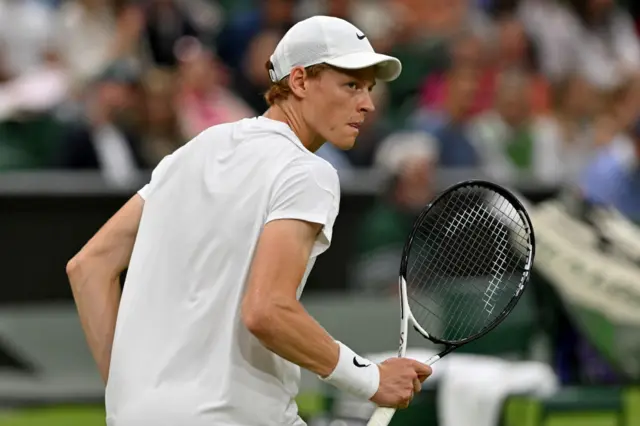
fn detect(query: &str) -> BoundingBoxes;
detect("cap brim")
[324,52,402,82]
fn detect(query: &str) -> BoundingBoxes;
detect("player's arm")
[242,218,339,376]
[243,161,431,405]
[242,215,431,408]
[242,217,382,399]
[241,159,382,401]
[66,194,144,384]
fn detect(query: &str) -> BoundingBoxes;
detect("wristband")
[319,341,380,400]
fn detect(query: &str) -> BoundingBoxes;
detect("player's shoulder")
[246,117,340,184]
[291,154,339,181]
[283,155,341,199]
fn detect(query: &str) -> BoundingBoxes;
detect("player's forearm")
[67,260,121,384]
[243,298,339,378]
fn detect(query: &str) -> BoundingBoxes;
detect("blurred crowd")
[1,0,640,289]
[0,0,637,385]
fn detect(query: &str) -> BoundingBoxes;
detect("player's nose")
[358,91,375,114]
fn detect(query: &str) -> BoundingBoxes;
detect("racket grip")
[367,407,397,426]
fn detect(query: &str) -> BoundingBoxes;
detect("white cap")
[268,15,402,83]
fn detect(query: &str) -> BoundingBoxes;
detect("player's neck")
[263,104,325,153]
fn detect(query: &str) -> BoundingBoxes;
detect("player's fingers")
[411,360,433,378]
[413,377,422,393]
[396,395,411,410]
[398,400,410,410]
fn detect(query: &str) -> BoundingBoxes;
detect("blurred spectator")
[485,0,520,16]
[0,50,70,122]
[493,14,530,70]
[518,0,573,81]
[533,75,600,185]
[351,132,438,295]
[138,68,185,166]
[55,0,144,91]
[407,0,491,40]
[175,37,254,139]
[140,0,221,69]
[0,0,55,80]
[587,79,640,158]
[566,0,640,90]
[296,0,397,51]
[494,14,549,113]
[233,28,282,114]
[420,15,549,117]
[580,117,640,223]
[471,69,593,185]
[383,0,492,127]
[379,0,450,127]
[470,69,538,182]
[216,0,296,73]
[58,60,147,186]
[413,66,481,167]
[322,0,351,19]
[419,31,493,117]
[141,0,203,69]
[0,0,634,199]
[608,78,640,136]
[521,0,640,90]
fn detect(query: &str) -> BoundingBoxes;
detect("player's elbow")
[67,251,95,287]
[242,298,293,341]
[66,251,99,286]
[241,303,273,339]
[66,255,83,281]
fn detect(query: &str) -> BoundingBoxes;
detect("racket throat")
[398,276,410,357]
[425,354,441,366]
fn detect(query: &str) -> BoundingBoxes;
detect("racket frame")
[367,180,536,426]
[399,179,536,348]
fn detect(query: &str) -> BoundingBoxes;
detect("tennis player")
[66,15,432,426]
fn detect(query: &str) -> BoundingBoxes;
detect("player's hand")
[369,358,432,409]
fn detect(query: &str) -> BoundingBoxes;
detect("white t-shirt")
[105,117,340,426]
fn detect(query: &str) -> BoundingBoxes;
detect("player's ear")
[288,66,308,99]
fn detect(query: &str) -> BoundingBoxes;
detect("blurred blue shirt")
[580,137,640,223]
[412,109,479,168]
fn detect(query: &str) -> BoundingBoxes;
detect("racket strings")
[405,186,531,343]
[409,191,493,336]
[427,193,508,335]
[411,231,512,340]
[425,211,523,339]
[412,190,494,297]
[487,194,531,255]
[417,200,525,339]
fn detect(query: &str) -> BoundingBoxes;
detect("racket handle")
[367,407,397,426]
[366,354,440,425]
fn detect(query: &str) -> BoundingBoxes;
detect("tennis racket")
[367,179,536,426]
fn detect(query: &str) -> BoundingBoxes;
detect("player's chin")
[332,132,358,150]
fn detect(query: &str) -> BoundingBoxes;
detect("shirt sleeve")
[138,146,185,200]
[266,160,340,257]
